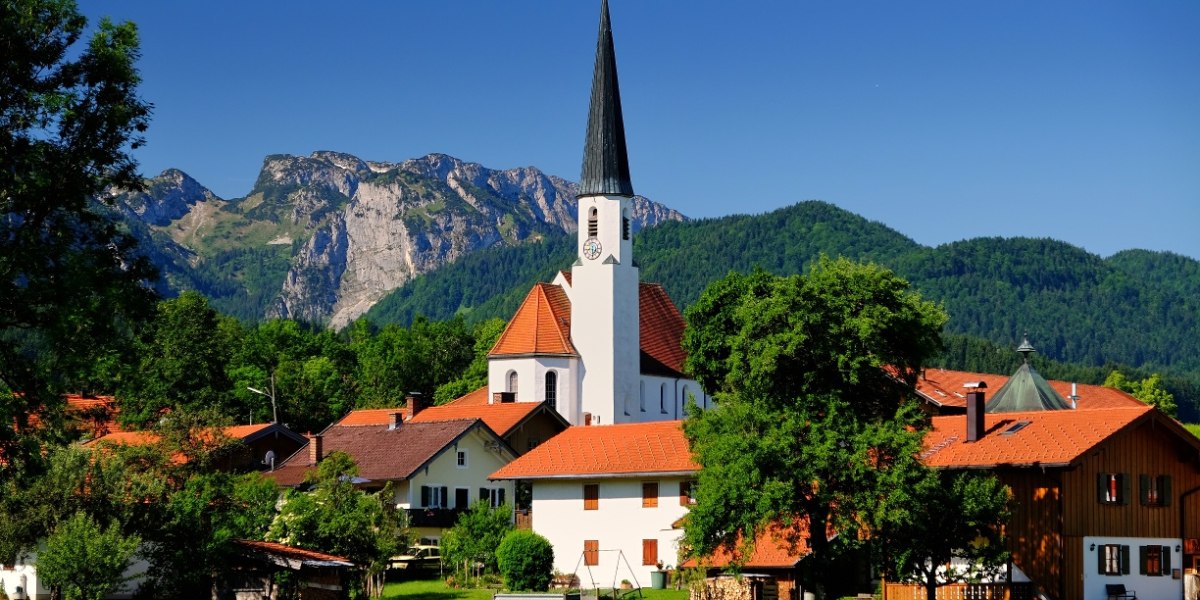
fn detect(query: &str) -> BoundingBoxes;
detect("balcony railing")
[406,507,465,528]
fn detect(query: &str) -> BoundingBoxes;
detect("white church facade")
[481,0,708,427]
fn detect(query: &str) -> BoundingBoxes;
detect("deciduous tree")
[681,258,947,599]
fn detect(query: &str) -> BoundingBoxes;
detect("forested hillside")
[364,201,1200,417]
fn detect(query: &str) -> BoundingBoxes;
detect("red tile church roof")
[488,279,690,377]
[489,283,576,357]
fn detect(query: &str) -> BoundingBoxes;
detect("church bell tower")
[569,0,640,425]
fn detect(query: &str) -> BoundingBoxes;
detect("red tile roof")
[490,283,576,357]
[234,539,353,567]
[681,520,811,569]
[489,279,690,377]
[269,419,484,487]
[411,393,553,437]
[447,386,490,406]
[491,420,697,479]
[921,405,1155,469]
[915,368,1143,410]
[639,283,688,377]
[335,408,405,426]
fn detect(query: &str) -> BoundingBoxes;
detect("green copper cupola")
[578,0,634,198]
[986,335,1072,412]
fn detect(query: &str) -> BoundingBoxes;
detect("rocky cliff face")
[112,151,685,328]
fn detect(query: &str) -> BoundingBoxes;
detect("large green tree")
[0,0,156,473]
[268,451,405,597]
[876,471,1011,600]
[37,511,141,600]
[681,258,947,599]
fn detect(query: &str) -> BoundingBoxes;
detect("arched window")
[660,383,667,414]
[545,371,557,411]
[507,370,518,394]
[588,207,598,237]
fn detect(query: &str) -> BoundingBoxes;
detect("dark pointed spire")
[578,0,634,198]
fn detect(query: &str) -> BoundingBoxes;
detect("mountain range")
[107,152,1200,416]
[106,151,683,328]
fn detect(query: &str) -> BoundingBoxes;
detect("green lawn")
[381,578,690,600]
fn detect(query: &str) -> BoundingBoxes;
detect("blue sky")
[81,1,1199,260]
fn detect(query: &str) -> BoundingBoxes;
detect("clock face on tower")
[582,237,602,260]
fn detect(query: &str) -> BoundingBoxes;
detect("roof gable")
[491,420,697,479]
[490,283,576,357]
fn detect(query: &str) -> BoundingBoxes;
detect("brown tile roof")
[234,539,353,567]
[269,419,481,487]
[921,405,1156,469]
[491,420,697,479]
[411,394,557,437]
[915,368,1144,411]
[639,283,688,377]
[490,283,576,357]
[681,520,811,569]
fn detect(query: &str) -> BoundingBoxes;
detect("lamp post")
[247,373,278,424]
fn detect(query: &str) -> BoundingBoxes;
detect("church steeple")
[579,0,633,198]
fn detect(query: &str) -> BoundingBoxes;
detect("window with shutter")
[1141,474,1173,507]
[1100,544,1129,575]
[584,540,599,566]
[584,484,599,510]
[421,485,431,507]
[642,539,658,566]
[643,482,659,508]
[1098,473,1128,504]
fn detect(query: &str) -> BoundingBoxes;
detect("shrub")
[496,530,554,592]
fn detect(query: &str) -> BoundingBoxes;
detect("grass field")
[381,577,690,600]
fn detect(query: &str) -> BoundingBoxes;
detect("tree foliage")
[0,0,157,473]
[681,258,948,599]
[37,511,141,600]
[876,472,1011,600]
[441,500,513,577]
[267,451,405,596]
[1104,370,1177,417]
[496,530,554,592]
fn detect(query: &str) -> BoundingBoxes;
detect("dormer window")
[588,207,598,237]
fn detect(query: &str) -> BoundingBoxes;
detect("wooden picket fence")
[882,582,1034,600]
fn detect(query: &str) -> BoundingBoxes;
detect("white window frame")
[456,449,468,469]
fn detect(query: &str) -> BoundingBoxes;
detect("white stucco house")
[491,420,697,585]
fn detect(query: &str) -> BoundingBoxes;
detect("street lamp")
[247,373,278,424]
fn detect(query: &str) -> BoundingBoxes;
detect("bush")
[496,530,554,592]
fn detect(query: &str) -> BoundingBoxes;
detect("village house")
[269,403,518,544]
[490,420,698,586]
[902,358,1200,600]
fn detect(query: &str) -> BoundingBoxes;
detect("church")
[480,0,708,427]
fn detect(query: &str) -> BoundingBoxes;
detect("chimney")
[964,381,988,442]
[492,392,516,404]
[1070,383,1079,409]
[308,433,323,464]
[405,392,426,421]
[389,412,403,430]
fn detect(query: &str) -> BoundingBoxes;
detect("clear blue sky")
[81,1,1200,260]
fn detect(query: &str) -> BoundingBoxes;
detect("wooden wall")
[990,414,1200,600]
